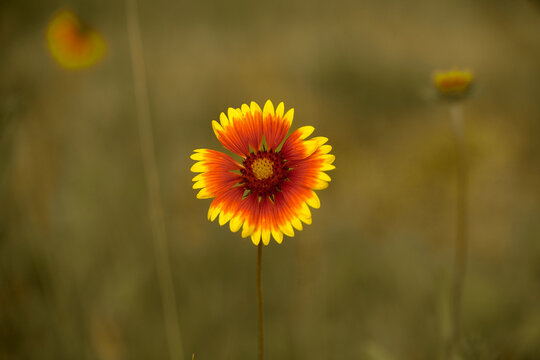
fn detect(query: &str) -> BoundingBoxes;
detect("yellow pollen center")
[251,158,274,180]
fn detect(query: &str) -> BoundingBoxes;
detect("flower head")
[191,100,335,246]
[46,10,106,69]
[433,69,473,98]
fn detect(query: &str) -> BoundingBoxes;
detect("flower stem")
[125,1,184,359]
[257,244,264,360]
[448,103,468,359]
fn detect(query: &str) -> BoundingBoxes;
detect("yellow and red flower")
[191,100,335,246]
[46,10,106,69]
[433,69,473,97]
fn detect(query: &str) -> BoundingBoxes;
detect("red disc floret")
[241,150,289,197]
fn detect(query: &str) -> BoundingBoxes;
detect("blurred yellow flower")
[46,10,106,69]
[433,69,473,97]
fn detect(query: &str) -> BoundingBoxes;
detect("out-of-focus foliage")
[1,0,540,359]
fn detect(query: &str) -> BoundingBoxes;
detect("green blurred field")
[1,0,540,359]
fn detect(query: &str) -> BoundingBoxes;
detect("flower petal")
[208,186,244,224]
[280,126,318,161]
[211,193,260,240]
[263,101,294,150]
[287,144,335,192]
[247,180,320,245]
[212,103,264,156]
[190,149,242,199]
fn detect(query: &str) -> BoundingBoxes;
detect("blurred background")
[1,0,540,358]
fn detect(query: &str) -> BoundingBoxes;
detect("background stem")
[447,103,468,359]
[125,1,184,359]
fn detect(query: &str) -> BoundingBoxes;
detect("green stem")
[257,244,264,360]
[125,1,184,359]
[448,103,468,359]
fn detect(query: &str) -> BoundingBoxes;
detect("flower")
[191,100,335,246]
[46,10,106,69]
[433,69,473,97]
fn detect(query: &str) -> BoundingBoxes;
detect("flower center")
[251,158,273,180]
[241,150,289,197]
